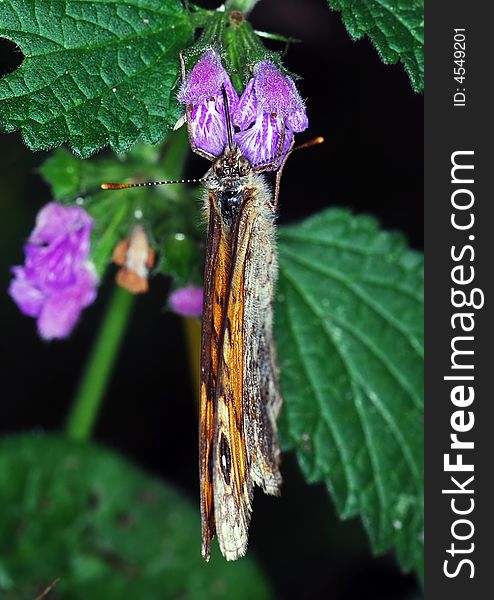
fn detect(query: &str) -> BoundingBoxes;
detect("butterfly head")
[212,146,252,185]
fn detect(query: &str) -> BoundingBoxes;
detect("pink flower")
[179,53,308,170]
[8,203,98,340]
[178,50,239,157]
[233,61,308,168]
[169,286,203,318]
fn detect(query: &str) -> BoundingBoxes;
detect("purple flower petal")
[188,98,231,157]
[169,286,203,318]
[25,236,82,291]
[9,202,98,340]
[178,50,232,105]
[234,113,293,166]
[220,76,240,117]
[30,203,93,260]
[252,60,306,118]
[8,266,45,318]
[178,50,239,157]
[234,60,308,169]
[179,53,308,168]
[233,78,256,130]
[29,202,72,244]
[37,266,98,340]
[24,203,94,291]
[287,107,309,132]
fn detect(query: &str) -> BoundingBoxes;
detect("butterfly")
[193,94,287,561]
[102,77,322,562]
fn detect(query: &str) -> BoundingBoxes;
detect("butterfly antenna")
[292,136,324,154]
[100,176,214,190]
[273,136,324,207]
[221,85,234,150]
[251,135,324,172]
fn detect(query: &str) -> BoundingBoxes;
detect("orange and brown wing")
[210,192,260,560]
[201,187,280,560]
[199,191,230,561]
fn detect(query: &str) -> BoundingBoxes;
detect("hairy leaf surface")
[0,0,193,156]
[328,0,424,91]
[0,435,271,599]
[276,208,424,577]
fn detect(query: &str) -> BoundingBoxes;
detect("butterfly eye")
[238,155,251,176]
[214,161,225,178]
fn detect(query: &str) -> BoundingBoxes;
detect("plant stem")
[66,286,135,440]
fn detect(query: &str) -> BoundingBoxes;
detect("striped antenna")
[100,139,324,190]
[101,176,214,191]
[293,136,325,152]
[251,135,325,171]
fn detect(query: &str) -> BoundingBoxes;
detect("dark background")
[0,0,423,598]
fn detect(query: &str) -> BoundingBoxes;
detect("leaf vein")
[280,248,424,361]
[283,271,389,539]
[282,279,359,504]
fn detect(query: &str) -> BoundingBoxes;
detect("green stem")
[66,286,135,440]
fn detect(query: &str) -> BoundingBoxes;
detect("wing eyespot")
[219,433,232,486]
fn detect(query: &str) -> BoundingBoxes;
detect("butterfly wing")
[210,190,256,560]
[201,179,282,561]
[241,178,282,496]
[199,191,229,561]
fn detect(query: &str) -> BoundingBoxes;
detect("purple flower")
[169,286,203,318]
[8,202,98,340]
[233,60,308,168]
[179,53,308,170]
[178,49,239,157]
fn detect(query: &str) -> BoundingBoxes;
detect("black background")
[0,0,423,597]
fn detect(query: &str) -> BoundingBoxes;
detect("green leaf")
[182,10,278,94]
[0,0,193,157]
[276,208,423,578]
[160,233,203,288]
[0,435,271,599]
[328,0,424,91]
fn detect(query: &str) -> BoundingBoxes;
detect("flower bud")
[169,286,204,318]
